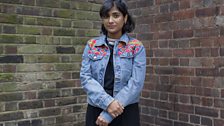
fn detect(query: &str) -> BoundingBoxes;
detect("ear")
[124,15,128,24]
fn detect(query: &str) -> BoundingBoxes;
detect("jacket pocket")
[119,52,134,58]
[88,53,104,60]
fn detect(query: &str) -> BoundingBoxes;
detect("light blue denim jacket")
[80,33,146,123]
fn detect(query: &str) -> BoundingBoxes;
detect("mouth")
[107,25,116,29]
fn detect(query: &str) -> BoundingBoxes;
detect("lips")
[107,25,116,29]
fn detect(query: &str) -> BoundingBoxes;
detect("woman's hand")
[107,100,124,118]
[96,115,108,126]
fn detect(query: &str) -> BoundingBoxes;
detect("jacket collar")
[95,33,130,46]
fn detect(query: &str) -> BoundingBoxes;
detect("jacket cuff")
[101,95,114,110]
[100,111,113,123]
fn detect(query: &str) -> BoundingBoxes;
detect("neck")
[107,32,122,39]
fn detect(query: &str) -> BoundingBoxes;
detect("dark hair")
[99,0,135,35]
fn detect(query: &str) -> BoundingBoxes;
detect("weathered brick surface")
[0,0,101,125]
[133,0,224,125]
[1,0,224,125]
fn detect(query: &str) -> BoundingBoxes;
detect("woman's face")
[102,5,127,39]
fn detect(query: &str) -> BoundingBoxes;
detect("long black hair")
[99,0,135,35]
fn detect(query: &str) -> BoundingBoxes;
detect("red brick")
[179,0,190,9]
[151,23,160,32]
[190,115,200,124]
[159,22,170,31]
[221,110,224,118]
[191,96,201,105]
[158,31,172,39]
[143,82,156,90]
[175,86,195,94]
[156,0,172,5]
[169,94,178,102]
[211,48,219,57]
[173,67,194,76]
[194,28,219,37]
[170,2,179,12]
[222,89,224,97]
[155,101,173,110]
[221,48,224,56]
[202,77,215,87]
[5,45,17,54]
[173,29,193,38]
[220,6,224,15]
[42,28,52,35]
[170,58,179,66]
[140,115,155,124]
[180,58,189,66]
[214,119,224,126]
[201,117,213,126]
[196,7,219,17]
[159,58,169,65]
[141,90,150,98]
[179,113,189,122]
[137,0,154,7]
[196,68,219,76]
[195,106,218,117]
[174,122,193,126]
[202,97,213,106]
[154,49,172,57]
[191,77,202,87]
[155,67,173,75]
[179,95,190,103]
[136,16,154,24]
[214,98,224,108]
[221,27,224,36]
[158,40,169,48]
[3,65,16,72]
[196,88,220,97]
[160,92,168,100]
[174,104,194,114]
[137,33,153,40]
[155,13,172,23]
[170,76,190,85]
[156,84,175,92]
[195,48,213,57]
[173,10,194,20]
[140,99,154,107]
[193,17,216,28]
[24,91,36,100]
[190,38,201,47]
[173,49,194,57]
[44,100,55,107]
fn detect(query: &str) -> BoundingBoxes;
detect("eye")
[113,14,120,18]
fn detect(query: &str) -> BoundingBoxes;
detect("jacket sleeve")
[80,42,114,111]
[115,44,146,106]
[100,44,146,123]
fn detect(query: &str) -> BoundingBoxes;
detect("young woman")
[80,0,146,126]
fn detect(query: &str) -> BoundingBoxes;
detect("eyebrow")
[110,11,122,15]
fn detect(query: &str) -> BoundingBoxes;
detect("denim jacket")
[80,33,146,123]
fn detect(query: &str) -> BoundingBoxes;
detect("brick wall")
[0,0,102,126]
[127,0,224,126]
[1,0,224,126]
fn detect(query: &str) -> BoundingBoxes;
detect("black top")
[104,38,115,96]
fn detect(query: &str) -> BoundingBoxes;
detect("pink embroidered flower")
[118,51,122,55]
[94,51,100,55]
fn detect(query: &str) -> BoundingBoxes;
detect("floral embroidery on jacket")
[88,39,107,57]
[118,39,142,56]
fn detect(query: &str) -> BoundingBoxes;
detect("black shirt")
[104,38,116,96]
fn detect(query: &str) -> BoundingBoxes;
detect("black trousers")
[85,103,140,126]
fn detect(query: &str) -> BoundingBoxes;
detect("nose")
[108,16,113,23]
